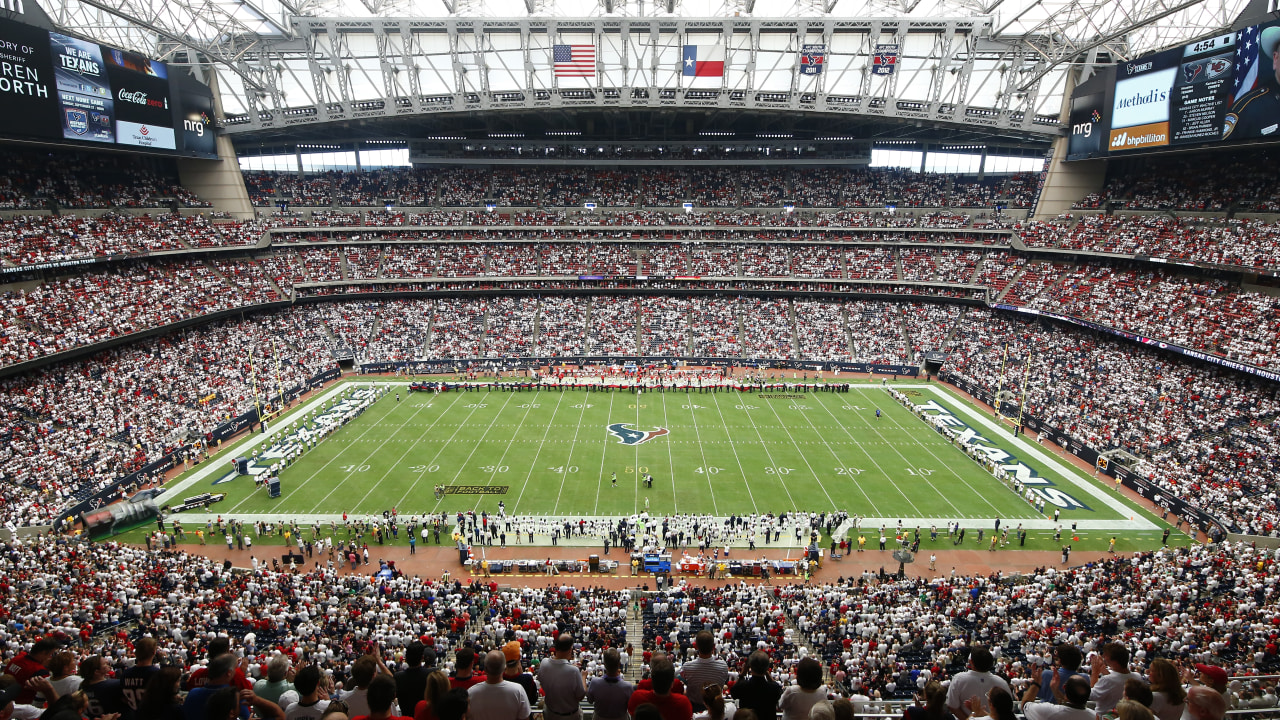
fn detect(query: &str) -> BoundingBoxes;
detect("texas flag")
[682,45,725,77]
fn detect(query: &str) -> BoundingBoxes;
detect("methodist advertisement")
[1104,20,1280,153]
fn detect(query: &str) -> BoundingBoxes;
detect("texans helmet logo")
[607,423,669,445]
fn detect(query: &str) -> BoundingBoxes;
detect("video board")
[0,15,217,158]
[1066,19,1280,159]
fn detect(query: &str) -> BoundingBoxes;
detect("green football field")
[190,382,1131,526]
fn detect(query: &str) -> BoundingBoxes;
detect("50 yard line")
[591,391,617,515]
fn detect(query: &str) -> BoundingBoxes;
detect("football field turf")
[193,382,1132,527]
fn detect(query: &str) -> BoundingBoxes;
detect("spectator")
[396,643,437,712]
[1023,675,1093,720]
[539,633,586,720]
[1090,644,1144,716]
[964,688,1015,720]
[413,672,451,720]
[680,632,728,713]
[905,680,953,720]
[466,651,530,720]
[1191,666,1228,695]
[730,652,781,720]
[433,689,470,720]
[79,654,125,719]
[449,650,485,691]
[500,643,538,709]
[628,654,692,720]
[255,656,297,706]
[4,638,55,705]
[285,665,332,720]
[946,648,1010,720]
[779,658,830,720]
[136,666,185,720]
[351,674,411,720]
[589,649,635,720]
[1115,700,1156,720]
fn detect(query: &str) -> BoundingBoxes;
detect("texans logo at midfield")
[607,423,669,445]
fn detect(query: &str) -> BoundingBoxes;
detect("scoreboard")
[1066,19,1280,160]
[0,15,218,159]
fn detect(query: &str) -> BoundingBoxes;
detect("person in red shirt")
[627,654,692,720]
[184,637,254,692]
[448,649,485,691]
[6,638,57,705]
[352,674,413,720]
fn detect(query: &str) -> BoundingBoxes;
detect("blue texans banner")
[872,43,899,75]
[800,44,826,76]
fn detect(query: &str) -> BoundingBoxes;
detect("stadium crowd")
[0,533,1275,719]
[242,167,1040,210]
[0,148,210,210]
[941,309,1280,536]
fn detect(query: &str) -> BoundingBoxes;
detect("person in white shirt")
[1024,675,1097,720]
[468,651,531,720]
[1089,644,1145,716]
[946,648,1010,720]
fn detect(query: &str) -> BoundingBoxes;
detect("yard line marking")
[659,391,678,515]
[592,391,617,515]
[472,390,543,512]
[808,392,916,516]
[633,392,640,515]
[758,396,838,510]
[724,392,800,512]
[509,390,568,514]
[240,390,411,508]
[868,387,1005,516]
[384,391,490,511]
[706,392,758,514]
[438,390,519,497]
[851,388,971,516]
[551,390,594,515]
[683,389,720,515]
[303,391,454,514]
[780,392,883,515]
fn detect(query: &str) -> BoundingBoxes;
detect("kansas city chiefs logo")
[607,423,669,445]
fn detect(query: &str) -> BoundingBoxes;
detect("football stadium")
[0,0,1278,716]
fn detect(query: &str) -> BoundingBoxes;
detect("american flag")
[1233,25,1260,104]
[554,44,595,77]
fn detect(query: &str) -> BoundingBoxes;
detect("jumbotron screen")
[0,15,217,159]
[1067,18,1280,159]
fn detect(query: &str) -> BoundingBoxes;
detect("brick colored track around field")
[141,540,1125,590]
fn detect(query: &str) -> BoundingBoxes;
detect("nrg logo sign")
[183,118,206,137]
[1072,109,1102,138]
